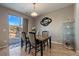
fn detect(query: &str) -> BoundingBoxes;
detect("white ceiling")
[0,3,72,18]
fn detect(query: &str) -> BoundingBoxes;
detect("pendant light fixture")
[31,3,38,17]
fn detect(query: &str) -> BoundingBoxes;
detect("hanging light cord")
[33,3,36,11]
[31,3,38,17]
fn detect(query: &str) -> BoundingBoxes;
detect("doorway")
[8,15,23,48]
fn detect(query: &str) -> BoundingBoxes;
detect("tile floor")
[0,43,79,56]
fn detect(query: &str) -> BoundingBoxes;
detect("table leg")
[40,41,43,56]
[35,43,37,56]
[29,43,31,54]
[49,37,51,49]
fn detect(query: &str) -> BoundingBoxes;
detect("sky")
[8,15,23,26]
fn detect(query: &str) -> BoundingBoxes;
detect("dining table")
[36,35,51,56]
[25,34,51,56]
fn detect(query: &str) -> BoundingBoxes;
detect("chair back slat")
[21,32,26,40]
[42,31,48,38]
[29,32,36,45]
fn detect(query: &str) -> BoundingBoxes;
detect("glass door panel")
[8,15,23,46]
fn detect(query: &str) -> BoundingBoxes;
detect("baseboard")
[0,45,8,49]
[51,41,63,44]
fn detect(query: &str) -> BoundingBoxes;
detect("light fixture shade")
[31,12,38,17]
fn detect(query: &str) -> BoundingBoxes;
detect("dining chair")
[29,32,41,56]
[21,32,30,51]
[42,31,49,48]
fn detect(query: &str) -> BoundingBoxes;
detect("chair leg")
[35,44,37,56]
[21,39,24,48]
[47,40,48,47]
[29,44,31,54]
[35,48,36,56]
[25,41,27,51]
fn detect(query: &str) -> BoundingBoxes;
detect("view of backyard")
[8,15,23,46]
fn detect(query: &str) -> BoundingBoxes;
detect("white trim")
[0,45,8,48]
[51,41,63,44]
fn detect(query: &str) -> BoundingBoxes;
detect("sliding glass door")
[8,15,23,46]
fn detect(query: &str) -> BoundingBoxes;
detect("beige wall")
[35,5,74,43]
[23,18,28,33]
[75,4,79,51]
[28,18,36,32]
[0,6,33,55]
[0,14,8,46]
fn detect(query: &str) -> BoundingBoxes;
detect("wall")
[23,18,28,33]
[75,3,79,52]
[35,5,74,44]
[28,18,35,32]
[0,6,33,55]
[0,14,8,47]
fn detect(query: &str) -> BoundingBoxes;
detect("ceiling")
[0,3,73,18]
